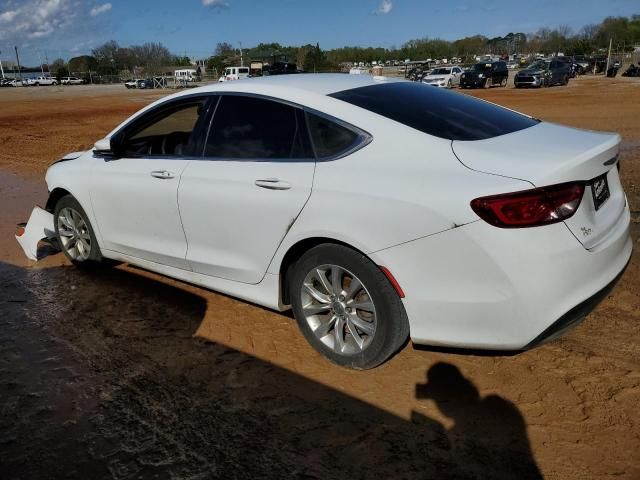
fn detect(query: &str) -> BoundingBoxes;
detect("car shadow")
[0,261,542,479]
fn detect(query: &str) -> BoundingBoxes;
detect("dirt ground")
[0,77,639,479]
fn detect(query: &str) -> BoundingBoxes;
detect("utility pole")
[0,50,5,79]
[605,37,612,76]
[239,42,243,67]
[14,46,23,84]
[38,51,45,75]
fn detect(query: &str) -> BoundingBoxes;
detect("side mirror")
[93,135,123,159]
[93,138,111,154]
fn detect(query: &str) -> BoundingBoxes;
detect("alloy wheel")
[57,207,92,261]
[301,264,377,355]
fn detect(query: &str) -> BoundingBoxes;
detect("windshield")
[527,61,549,70]
[472,63,492,72]
[329,82,539,141]
[431,68,451,75]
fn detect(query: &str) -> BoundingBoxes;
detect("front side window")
[119,97,208,157]
[205,95,313,160]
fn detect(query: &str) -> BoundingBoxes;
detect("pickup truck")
[27,76,58,86]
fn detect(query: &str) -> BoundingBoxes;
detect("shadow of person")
[416,362,543,480]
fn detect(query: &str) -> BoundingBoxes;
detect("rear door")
[178,94,316,284]
[90,95,212,269]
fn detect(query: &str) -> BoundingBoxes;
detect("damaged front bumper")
[15,207,56,261]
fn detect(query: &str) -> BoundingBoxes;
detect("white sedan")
[33,74,631,369]
[421,66,463,88]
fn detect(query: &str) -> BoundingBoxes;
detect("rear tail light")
[470,182,585,228]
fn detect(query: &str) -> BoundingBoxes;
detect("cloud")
[202,0,229,10]
[374,0,393,15]
[0,0,80,40]
[90,2,112,17]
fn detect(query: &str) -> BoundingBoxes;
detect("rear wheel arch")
[279,237,370,306]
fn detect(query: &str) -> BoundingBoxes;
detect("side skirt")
[102,249,287,312]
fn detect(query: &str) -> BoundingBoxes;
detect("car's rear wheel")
[500,77,507,87]
[290,244,409,369]
[483,78,491,89]
[447,79,452,88]
[54,195,104,267]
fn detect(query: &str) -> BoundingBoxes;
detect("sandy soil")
[0,77,639,479]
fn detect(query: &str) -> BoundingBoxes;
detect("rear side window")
[329,82,539,141]
[306,112,359,159]
[205,95,313,160]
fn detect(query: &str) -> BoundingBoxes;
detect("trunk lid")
[452,122,625,250]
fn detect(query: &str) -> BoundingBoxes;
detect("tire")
[54,195,104,267]
[562,75,569,86]
[290,244,410,369]
[500,77,507,87]
[483,78,491,89]
[35,82,40,86]
[447,79,452,88]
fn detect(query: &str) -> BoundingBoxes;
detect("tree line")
[44,13,640,77]
[207,14,640,72]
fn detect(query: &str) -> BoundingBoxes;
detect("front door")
[90,95,211,269]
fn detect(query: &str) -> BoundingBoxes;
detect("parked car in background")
[459,61,508,88]
[421,66,463,88]
[5,79,25,87]
[622,64,640,77]
[514,59,571,88]
[218,66,250,82]
[124,79,150,89]
[61,77,84,85]
[34,75,631,369]
[27,76,58,86]
[263,62,299,76]
[137,79,154,89]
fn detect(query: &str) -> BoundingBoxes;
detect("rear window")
[329,82,539,141]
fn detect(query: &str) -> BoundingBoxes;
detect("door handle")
[254,178,292,190]
[150,170,175,179]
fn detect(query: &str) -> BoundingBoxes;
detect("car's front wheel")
[290,244,409,369]
[54,195,104,267]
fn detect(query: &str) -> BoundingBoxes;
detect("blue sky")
[0,0,638,66]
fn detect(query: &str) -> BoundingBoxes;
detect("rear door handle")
[254,178,292,190]
[150,170,175,179]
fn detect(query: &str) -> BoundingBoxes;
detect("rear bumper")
[371,205,632,350]
[524,261,628,348]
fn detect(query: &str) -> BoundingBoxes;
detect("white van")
[218,66,250,82]
[174,69,197,82]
